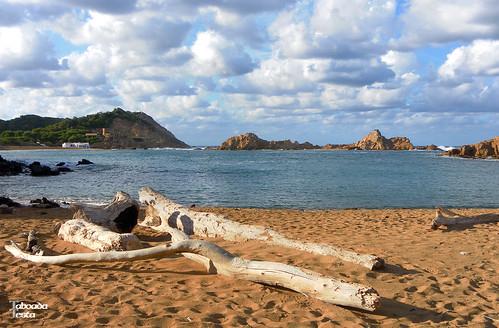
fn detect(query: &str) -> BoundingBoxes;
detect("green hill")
[0,115,63,131]
[0,108,188,148]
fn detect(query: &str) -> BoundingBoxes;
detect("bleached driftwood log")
[140,215,216,273]
[139,187,384,270]
[57,219,142,252]
[432,208,499,229]
[5,238,380,311]
[72,191,138,233]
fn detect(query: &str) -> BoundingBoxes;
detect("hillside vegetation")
[0,108,187,148]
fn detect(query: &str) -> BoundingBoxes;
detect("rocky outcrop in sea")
[218,133,320,150]
[0,155,24,176]
[353,129,414,150]
[0,156,91,176]
[445,137,499,159]
[218,130,422,151]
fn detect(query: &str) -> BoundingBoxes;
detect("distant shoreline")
[1,145,442,152]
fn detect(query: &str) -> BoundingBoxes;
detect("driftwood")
[139,187,384,270]
[432,208,499,229]
[5,237,380,311]
[57,219,142,252]
[140,220,216,273]
[21,230,44,255]
[72,191,138,233]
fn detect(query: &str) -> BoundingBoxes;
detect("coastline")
[0,146,107,151]
[1,206,497,326]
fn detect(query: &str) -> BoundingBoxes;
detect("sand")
[0,207,498,327]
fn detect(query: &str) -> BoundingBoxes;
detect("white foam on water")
[437,146,456,151]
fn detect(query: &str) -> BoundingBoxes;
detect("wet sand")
[0,207,498,327]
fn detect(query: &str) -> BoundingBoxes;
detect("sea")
[1,148,498,209]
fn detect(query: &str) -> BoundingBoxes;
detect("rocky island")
[0,108,188,149]
[219,130,435,151]
[445,136,499,159]
[350,129,414,150]
[218,133,320,150]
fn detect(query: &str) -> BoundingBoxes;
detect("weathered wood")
[139,187,384,270]
[57,219,143,252]
[432,208,499,229]
[72,191,138,233]
[140,214,216,273]
[5,238,380,311]
[21,230,44,255]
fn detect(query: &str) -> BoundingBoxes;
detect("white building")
[62,142,90,149]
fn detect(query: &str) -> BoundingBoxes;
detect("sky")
[0,0,498,146]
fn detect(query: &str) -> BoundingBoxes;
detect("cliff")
[218,133,319,150]
[95,110,189,149]
[445,137,499,159]
[353,130,414,150]
[0,108,188,149]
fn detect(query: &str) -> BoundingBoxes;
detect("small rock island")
[218,133,320,150]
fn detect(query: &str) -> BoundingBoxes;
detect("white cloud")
[397,0,499,47]
[270,0,396,59]
[357,85,404,108]
[439,40,499,82]
[54,11,190,53]
[0,26,60,71]
[229,57,320,94]
[190,30,254,76]
[381,50,417,76]
[416,79,499,113]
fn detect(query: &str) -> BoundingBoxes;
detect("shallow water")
[1,149,498,208]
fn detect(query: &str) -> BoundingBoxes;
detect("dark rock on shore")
[445,137,499,159]
[0,196,21,207]
[29,161,60,176]
[57,166,73,173]
[218,133,320,150]
[0,155,24,176]
[1,156,79,176]
[77,159,94,165]
[30,197,60,209]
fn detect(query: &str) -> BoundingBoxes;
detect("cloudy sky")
[0,0,498,146]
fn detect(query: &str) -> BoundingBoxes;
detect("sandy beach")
[0,207,498,327]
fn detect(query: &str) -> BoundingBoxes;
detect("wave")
[150,147,206,151]
[7,196,108,208]
[437,146,456,151]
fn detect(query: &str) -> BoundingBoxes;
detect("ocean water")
[1,149,498,209]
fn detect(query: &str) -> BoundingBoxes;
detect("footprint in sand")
[95,317,110,324]
[63,312,78,319]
